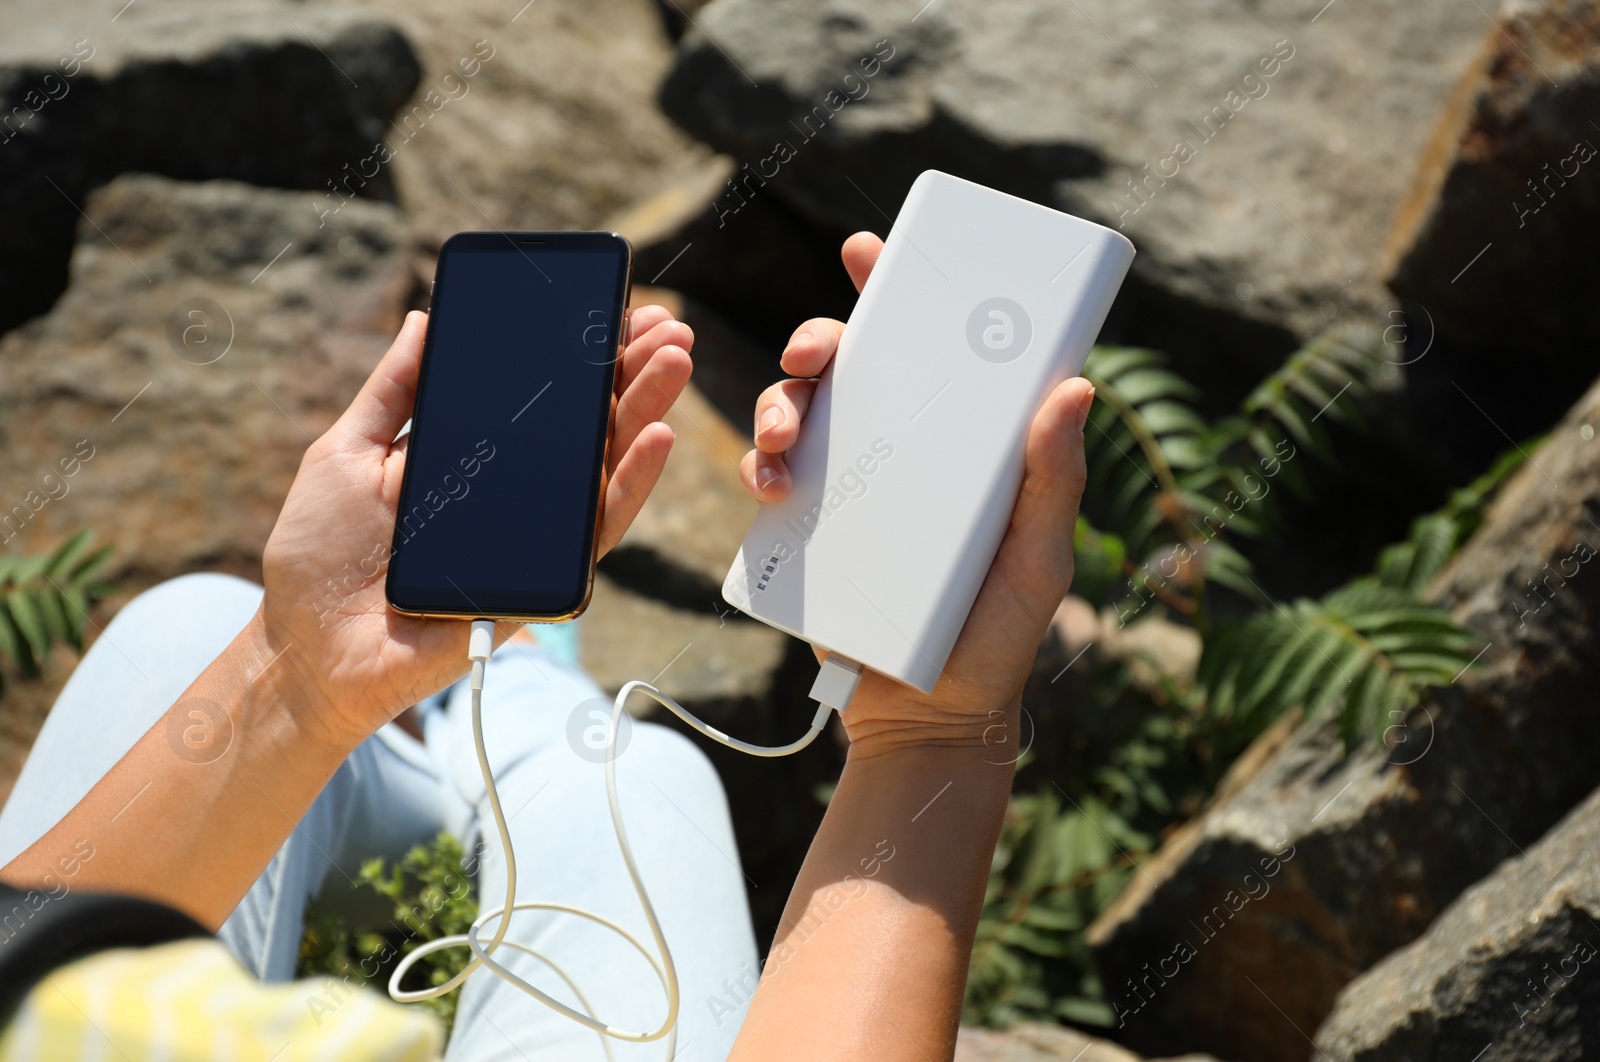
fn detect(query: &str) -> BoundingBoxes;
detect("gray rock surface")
[0,0,420,333]
[0,173,413,582]
[345,0,718,249]
[1314,784,1600,1061]
[1384,0,1600,354]
[659,0,1488,372]
[1084,374,1600,1062]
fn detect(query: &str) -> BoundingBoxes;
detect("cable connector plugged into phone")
[468,618,494,692]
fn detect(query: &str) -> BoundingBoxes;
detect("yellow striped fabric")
[0,938,444,1061]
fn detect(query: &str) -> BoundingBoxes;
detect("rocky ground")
[2,0,1599,1059]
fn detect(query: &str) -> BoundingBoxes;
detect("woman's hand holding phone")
[738,232,1095,760]
[258,306,694,752]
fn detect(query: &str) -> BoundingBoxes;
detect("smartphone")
[385,231,633,622]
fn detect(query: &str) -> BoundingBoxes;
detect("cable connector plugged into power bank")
[468,618,494,693]
[810,653,863,713]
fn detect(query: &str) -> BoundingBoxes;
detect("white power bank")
[721,170,1135,693]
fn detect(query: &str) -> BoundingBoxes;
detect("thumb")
[994,377,1094,606]
[334,310,429,449]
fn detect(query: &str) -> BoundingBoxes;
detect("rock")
[1384,0,1600,355]
[1314,784,1600,1061]
[0,0,420,334]
[1084,376,1600,1062]
[0,171,412,798]
[659,0,1489,379]
[0,172,413,584]
[956,1021,1220,1062]
[609,156,739,251]
[651,0,717,40]
[1066,602,1202,689]
[350,0,718,248]
[1009,600,1204,805]
[579,572,786,705]
[605,351,762,590]
[610,154,863,348]
[580,365,786,706]
[1,0,714,336]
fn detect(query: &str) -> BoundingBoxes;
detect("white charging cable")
[388,619,863,1056]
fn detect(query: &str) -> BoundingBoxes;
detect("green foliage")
[1193,439,1526,747]
[298,832,481,1034]
[0,530,113,690]
[1199,583,1480,748]
[1234,328,1392,484]
[967,787,1144,1028]
[1076,327,1393,621]
[1078,347,1255,605]
[1375,442,1533,592]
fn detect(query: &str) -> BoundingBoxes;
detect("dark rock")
[1384,0,1600,356]
[613,156,863,349]
[1314,784,1600,1061]
[659,0,1487,383]
[0,1,421,334]
[1084,375,1600,1062]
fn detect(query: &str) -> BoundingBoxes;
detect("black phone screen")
[385,232,630,618]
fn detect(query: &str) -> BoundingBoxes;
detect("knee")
[628,720,726,799]
[106,572,263,638]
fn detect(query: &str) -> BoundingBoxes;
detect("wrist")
[841,683,1023,766]
[230,608,359,763]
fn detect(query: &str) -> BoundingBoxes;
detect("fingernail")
[1075,385,1095,433]
[757,406,784,437]
[783,331,812,357]
[756,465,780,491]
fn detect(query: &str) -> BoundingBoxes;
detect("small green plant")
[298,832,482,1034]
[0,530,113,689]
[1373,443,1530,592]
[1074,328,1390,629]
[1199,583,1480,747]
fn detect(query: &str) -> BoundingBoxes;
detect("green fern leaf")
[1242,328,1387,466]
[1376,441,1536,591]
[44,529,96,582]
[0,531,113,674]
[1199,583,1479,746]
[7,590,49,661]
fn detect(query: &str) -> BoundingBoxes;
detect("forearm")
[0,609,351,930]
[731,699,1016,1061]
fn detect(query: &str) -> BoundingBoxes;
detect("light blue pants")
[0,574,759,1060]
